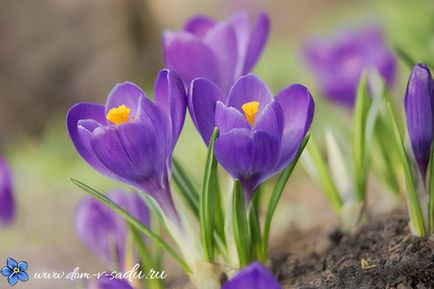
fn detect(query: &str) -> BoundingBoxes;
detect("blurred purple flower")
[222,262,282,289]
[163,12,270,92]
[87,277,134,289]
[67,69,186,220]
[76,190,150,270]
[405,64,434,178]
[190,74,314,200]
[304,25,396,107]
[0,157,15,225]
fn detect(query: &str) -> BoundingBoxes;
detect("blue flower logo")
[1,258,29,286]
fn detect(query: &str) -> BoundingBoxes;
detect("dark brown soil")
[272,212,434,289]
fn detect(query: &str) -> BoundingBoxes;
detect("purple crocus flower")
[76,190,150,270]
[304,25,396,107]
[67,69,186,220]
[163,12,270,92]
[222,262,282,289]
[190,74,314,200]
[86,277,134,289]
[0,157,15,225]
[405,64,434,178]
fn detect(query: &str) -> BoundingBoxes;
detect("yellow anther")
[13,268,19,273]
[241,101,260,125]
[106,105,131,124]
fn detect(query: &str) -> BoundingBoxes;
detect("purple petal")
[227,12,250,76]
[184,15,216,38]
[303,25,396,108]
[154,69,187,150]
[90,122,165,192]
[227,74,273,112]
[222,262,282,289]
[189,78,225,145]
[215,101,250,135]
[274,84,314,173]
[254,101,283,140]
[243,12,270,74]
[93,277,134,289]
[204,21,238,92]
[405,64,434,177]
[214,128,280,195]
[163,30,220,86]
[76,196,122,265]
[67,103,115,177]
[105,82,146,120]
[0,158,15,225]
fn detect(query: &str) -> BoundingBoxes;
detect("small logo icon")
[1,258,29,286]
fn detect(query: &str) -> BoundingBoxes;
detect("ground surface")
[272,212,434,289]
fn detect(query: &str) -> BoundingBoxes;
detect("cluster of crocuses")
[68,12,312,289]
[66,10,434,289]
[302,25,434,237]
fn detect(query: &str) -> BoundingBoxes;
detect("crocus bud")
[0,157,15,225]
[164,12,270,93]
[75,190,150,271]
[404,64,434,177]
[222,262,282,289]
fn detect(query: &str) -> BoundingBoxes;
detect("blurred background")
[0,0,433,288]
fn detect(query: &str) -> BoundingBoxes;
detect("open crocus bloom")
[405,64,434,178]
[0,157,15,225]
[67,69,186,220]
[164,12,270,92]
[304,25,396,107]
[190,74,314,200]
[76,190,150,271]
[222,262,282,289]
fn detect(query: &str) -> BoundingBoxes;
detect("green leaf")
[172,158,200,218]
[199,128,219,261]
[232,180,250,267]
[428,148,434,233]
[248,192,262,260]
[302,137,343,214]
[70,178,192,272]
[352,72,371,202]
[262,135,312,259]
[129,225,164,289]
[386,103,427,237]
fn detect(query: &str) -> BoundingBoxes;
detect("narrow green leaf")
[428,148,434,233]
[129,225,164,289]
[199,128,219,261]
[386,104,427,237]
[232,180,250,267]
[248,193,262,260]
[352,72,371,202]
[213,179,226,245]
[70,178,192,272]
[262,135,312,259]
[172,158,200,218]
[302,137,343,214]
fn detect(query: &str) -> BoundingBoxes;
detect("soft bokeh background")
[0,0,433,288]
